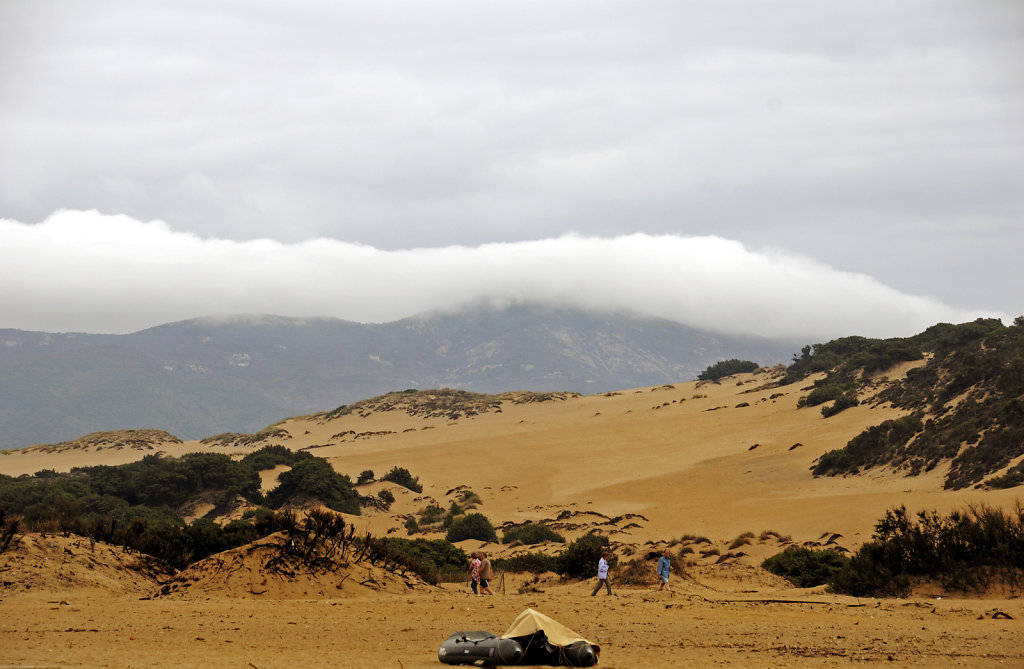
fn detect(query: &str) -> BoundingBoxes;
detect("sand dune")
[4,368,1022,546]
[3,369,1023,667]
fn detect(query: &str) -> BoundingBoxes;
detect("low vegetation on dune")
[199,427,291,448]
[782,317,1024,489]
[404,486,483,535]
[20,429,182,454]
[697,358,760,381]
[762,503,1024,597]
[501,521,565,545]
[379,466,422,493]
[317,388,580,422]
[155,508,468,595]
[0,448,421,569]
[761,546,850,588]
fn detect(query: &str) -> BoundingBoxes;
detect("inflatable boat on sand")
[438,608,600,666]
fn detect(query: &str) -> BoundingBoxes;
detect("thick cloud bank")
[0,210,1003,338]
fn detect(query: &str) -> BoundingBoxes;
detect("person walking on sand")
[469,552,482,595]
[657,549,672,591]
[478,552,494,595]
[590,551,612,596]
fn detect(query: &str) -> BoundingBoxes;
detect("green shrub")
[357,470,375,484]
[445,512,498,543]
[813,415,923,476]
[265,458,360,515]
[762,546,849,587]
[457,490,483,507]
[418,504,445,525]
[493,552,560,573]
[789,319,1024,488]
[698,359,759,382]
[555,533,610,579]
[821,392,859,418]
[986,468,1024,489]
[502,522,565,545]
[240,445,297,472]
[443,501,462,529]
[383,537,468,584]
[802,383,847,408]
[380,467,422,493]
[828,503,1024,597]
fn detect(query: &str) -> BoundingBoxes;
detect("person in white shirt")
[590,552,612,596]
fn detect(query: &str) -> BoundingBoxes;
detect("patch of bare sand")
[0,533,166,596]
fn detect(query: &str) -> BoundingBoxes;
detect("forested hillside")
[787,317,1024,489]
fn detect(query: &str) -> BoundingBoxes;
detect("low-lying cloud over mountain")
[0,210,1003,338]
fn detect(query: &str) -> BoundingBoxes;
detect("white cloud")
[1,2,1022,328]
[0,210,1002,338]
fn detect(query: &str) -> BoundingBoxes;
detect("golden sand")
[2,369,1022,667]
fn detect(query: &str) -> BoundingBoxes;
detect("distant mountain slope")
[0,304,799,448]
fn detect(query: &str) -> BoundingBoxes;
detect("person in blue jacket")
[590,551,612,596]
[657,549,672,591]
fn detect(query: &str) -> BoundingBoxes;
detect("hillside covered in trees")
[785,317,1024,490]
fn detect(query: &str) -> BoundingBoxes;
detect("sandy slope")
[3,368,1022,547]
[3,369,1023,667]
[264,369,1020,547]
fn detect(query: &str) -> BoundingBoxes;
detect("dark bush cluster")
[798,381,860,418]
[813,414,923,476]
[446,512,498,543]
[987,465,1024,490]
[761,546,849,587]
[501,522,565,545]
[230,508,455,585]
[1,505,22,554]
[820,393,859,418]
[264,457,359,514]
[787,318,1024,488]
[261,507,357,574]
[783,335,925,386]
[698,359,760,382]
[239,444,295,472]
[491,533,614,580]
[381,537,469,584]
[492,552,560,574]
[764,503,1024,597]
[406,488,482,534]
[380,466,423,493]
[555,533,611,579]
[0,447,367,568]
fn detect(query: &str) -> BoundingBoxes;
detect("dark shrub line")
[762,503,1024,597]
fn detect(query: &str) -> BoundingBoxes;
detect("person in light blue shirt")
[590,551,612,596]
[657,549,672,591]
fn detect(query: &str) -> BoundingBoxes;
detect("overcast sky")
[1,1,1021,339]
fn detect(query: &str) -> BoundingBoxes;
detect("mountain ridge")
[0,303,799,448]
